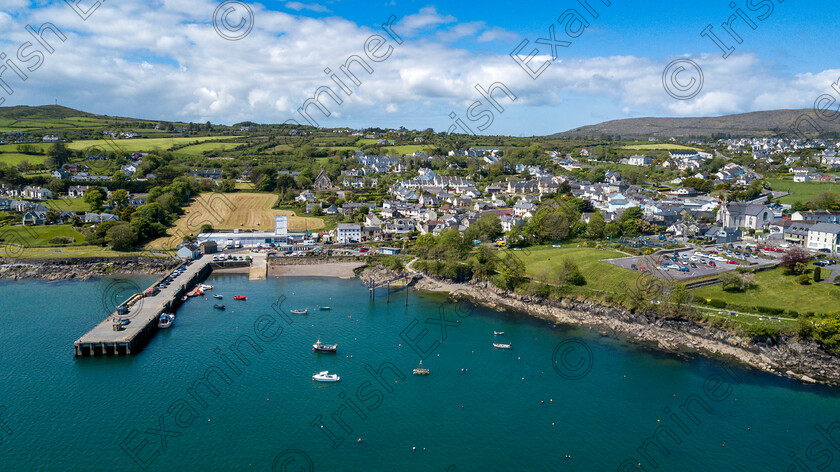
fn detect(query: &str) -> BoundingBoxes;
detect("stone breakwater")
[0,257,180,280]
[401,271,840,386]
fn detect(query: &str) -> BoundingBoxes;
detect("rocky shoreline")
[360,266,840,386]
[0,257,179,281]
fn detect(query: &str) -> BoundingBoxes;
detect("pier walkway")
[74,254,214,356]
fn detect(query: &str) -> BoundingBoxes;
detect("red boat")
[234,296,247,301]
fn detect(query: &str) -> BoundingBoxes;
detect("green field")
[623,144,702,151]
[45,198,90,212]
[516,244,640,294]
[0,153,47,166]
[65,137,231,153]
[175,141,243,155]
[0,224,85,246]
[767,178,839,204]
[691,267,840,314]
[0,245,162,259]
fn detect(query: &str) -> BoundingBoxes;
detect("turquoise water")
[1,274,839,471]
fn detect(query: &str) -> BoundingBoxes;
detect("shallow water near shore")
[1,274,839,471]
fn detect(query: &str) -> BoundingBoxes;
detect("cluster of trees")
[85,178,200,251]
[791,192,840,212]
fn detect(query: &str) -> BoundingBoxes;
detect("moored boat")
[319,306,331,311]
[158,313,174,329]
[213,304,226,310]
[213,294,223,299]
[493,343,511,349]
[313,338,337,352]
[234,296,247,301]
[494,331,504,335]
[291,309,308,315]
[413,360,429,375]
[312,371,340,382]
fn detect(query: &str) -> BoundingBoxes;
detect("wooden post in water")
[387,281,390,303]
[371,278,375,301]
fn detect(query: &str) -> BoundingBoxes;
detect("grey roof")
[811,222,840,234]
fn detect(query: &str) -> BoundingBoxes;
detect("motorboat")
[214,304,226,310]
[158,313,174,329]
[234,296,247,301]
[213,294,223,299]
[319,306,331,311]
[493,343,511,349]
[313,339,337,352]
[413,360,429,375]
[291,309,308,315]
[199,284,213,290]
[494,331,504,335]
[312,371,340,382]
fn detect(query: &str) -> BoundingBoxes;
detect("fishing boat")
[494,331,504,335]
[213,304,226,310]
[199,284,213,290]
[196,288,205,296]
[213,294,223,299]
[291,309,308,315]
[412,360,429,375]
[158,313,174,329]
[234,296,247,301]
[312,371,340,382]
[318,306,331,311]
[312,338,337,353]
[493,343,511,349]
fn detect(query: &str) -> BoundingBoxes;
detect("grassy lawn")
[0,152,47,166]
[695,307,799,332]
[691,267,840,314]
[766,178,839,205]
[0,224,85,246]
[516,243,640,294]
[44,198,90,212]
[64,137,231,153]
[175,141,242,155]
[622,144,702,151]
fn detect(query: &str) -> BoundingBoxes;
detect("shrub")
[835,275,840,285]
[49,236,75,245]
[755,306,784,316]
[708,299,727,309]
[797,274,811,285]
[814,266,822,282]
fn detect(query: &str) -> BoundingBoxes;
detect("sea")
[0,274,839,471]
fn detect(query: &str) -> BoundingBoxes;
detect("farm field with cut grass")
[691,266,840,315]
[766,178,840,205]
[0,153,47,166]
[44,198,90,212]
[146,193,325,250]
[174,141,244,155]
[0,245,160,258]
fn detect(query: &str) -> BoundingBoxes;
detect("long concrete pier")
[74,254,215,357]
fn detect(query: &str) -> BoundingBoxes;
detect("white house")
[336,223,362,244]
[626,155,653,166]
[806,223,840,253]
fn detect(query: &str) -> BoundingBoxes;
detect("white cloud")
[0,3,835,135]
[285,2,331,13]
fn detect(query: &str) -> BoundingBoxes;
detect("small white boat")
[291,309,308,315]
[199,284,213,290]
[413,360,429,375]
[493,343,511,349]
[494,331,504,335]
[213,294,223,299]
[158,313,174,329]
[312,371,340,382]
[319,306,331,311]
[313,339,337,352]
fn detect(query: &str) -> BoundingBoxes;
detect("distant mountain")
[0,105,99,120]
[552,109,838,139]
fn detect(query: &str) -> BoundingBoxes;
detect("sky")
[0,0,838,136]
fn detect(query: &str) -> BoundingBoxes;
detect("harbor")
[73,254,215,357]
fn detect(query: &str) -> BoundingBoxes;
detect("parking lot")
[607,243,785,280]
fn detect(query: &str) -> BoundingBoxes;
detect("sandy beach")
[269,261,365,279]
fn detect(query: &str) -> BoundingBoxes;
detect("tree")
[719,271,743,291]
[199,223,214,234]
[619,207,643,223]
[312,205,323,216]
[814,266,822,283]
[296,175,312,189]
[111,189,129,208]
[587,211,605,239]
[797,274,811,285]
[495,252,526,291]
[45,209,61,224]
[780,247,811,274]
[106,223,137,251]
[469,214,502,242]
[47,143,70,168]
[605,221,622,238]
[83,188,105,212]
[120,206,136,222]
[217,179,236,192]
[471,246,498,287]
[554,258,586,286]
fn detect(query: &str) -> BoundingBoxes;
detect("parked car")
[726,260,739,265]
[690,262,697,268]
[709,261,716,267]
[677,267,690,273]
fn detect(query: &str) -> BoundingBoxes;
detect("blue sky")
[0,0,837,135]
